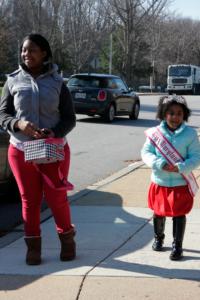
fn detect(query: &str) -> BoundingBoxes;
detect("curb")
[137,92,167,96]
[70,160,144,202]
[0,161,144,248]
[1,126,199,248]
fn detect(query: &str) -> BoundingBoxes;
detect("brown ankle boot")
[58,229,76,261]
[24,237,41,265]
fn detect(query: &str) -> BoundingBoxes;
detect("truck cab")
[167,64,200,95]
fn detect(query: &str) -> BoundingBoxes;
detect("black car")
[0,129,19,202]
[67,73,140,122]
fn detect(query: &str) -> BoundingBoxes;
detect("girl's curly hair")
[156,95,191,121]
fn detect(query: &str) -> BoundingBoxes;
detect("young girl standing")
[141,95,200,260]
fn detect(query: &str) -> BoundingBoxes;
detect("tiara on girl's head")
[162,95,186,105]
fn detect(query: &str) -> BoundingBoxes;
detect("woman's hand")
[163,163,179,173]
[15,120,40,138]
[14,121,55,139]
[40,128,55,138]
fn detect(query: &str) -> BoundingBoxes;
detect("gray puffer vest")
[7,64,63,145]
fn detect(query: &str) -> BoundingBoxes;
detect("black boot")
[170,215,186,261]
[152,215,166,251]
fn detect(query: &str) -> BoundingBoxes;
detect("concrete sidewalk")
[0,162,200,299]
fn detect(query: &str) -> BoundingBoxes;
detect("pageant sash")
[145,126,199,197]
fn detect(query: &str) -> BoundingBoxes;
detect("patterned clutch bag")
[23,138,65,164]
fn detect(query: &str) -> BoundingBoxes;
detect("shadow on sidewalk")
[72,189,200,280]
[0,188,152,290]
[1,189,200,290]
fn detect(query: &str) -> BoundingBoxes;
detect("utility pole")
[38,0,41,32]
[150,60,155,93]
[61,27,64,78]
[109,33,113,74]
[17,40,20,66]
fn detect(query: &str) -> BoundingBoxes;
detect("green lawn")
[0,87,2,95]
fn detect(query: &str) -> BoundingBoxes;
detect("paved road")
[68,95,158,194]
[68,94,200,193]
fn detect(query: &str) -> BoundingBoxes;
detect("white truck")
[167,64,200,95]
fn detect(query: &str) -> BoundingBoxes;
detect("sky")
[169,0,200,20]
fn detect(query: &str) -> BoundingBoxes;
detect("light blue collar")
[160,120,186,135]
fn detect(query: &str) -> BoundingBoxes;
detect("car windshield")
[168,66,191,77]
[68,76,109,88]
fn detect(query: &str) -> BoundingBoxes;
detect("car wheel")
[103,104,115,122]
[129,102,140,120]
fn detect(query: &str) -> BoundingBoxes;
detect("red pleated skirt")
[148,182,193,217]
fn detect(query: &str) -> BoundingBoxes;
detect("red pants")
[8,143,73,236]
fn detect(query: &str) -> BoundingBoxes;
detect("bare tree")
[0,0,14,73]
[2,0,200,87]
[59,0,111,73]
[102,0,170,85]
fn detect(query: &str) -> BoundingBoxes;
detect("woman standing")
[0,34,76,265]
